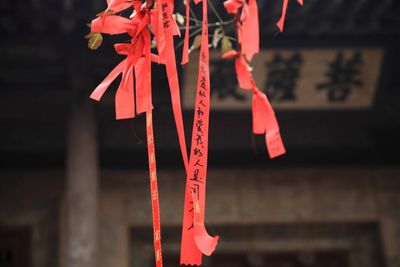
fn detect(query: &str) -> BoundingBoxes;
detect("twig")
[189,5,200,25]
[208,0,224,25]
[208,34,237,42]
[176,27,203,49]
[178,19,235,30]
[182,15,202,24]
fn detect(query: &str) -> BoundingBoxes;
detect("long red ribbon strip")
[155,0,190,173]
[150,0,219,263]
[90,5,165,266]
[153,0,219,264]
[181,0,190,65]
[146,111,163,267]
[180,0,219,264]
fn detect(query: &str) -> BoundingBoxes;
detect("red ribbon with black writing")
[180,0,219,265]
[150,0,219,264]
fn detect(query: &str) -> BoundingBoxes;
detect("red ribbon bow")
[90,5,157,119]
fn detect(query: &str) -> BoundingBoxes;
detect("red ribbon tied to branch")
[88,0,303,265]
[222,49,286,158]
[89,3,169,267]
[90,2,166,119]
[223,0,259,61]
[180,0,219,265]
[221,0,287,158]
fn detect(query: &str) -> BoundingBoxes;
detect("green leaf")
[86,32,103,50]
[221,36,232,54]
[189,35,202,52]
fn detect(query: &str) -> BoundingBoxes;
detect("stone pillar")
[64,100,98,267]
[375,174,400,267]
[380,217,400,267]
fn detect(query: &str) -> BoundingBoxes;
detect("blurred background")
[1,0,400,267]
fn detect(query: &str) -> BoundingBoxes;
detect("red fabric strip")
[157,0,190,171]
[252,88,286,158]
[277,0,303,32]
[277,0,289,32]
[90,59,126,101]
[91,15,134,35]
[240,0,259,60]
[230,52,286,159]
[146,111,163,267]
[181,0,219,265]
[135,28,153,115]
[115,65,135,119]
[223,0,243,15]
[235,54,253,90]
[181,0,190,65]
[91,10,154,120]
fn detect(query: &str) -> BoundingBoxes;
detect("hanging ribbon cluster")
[87,0,302,266]
[221,0,298,158]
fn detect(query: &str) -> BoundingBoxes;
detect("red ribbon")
[88,0,299,265]
[221,0,286,158]
[223,49,286,158]
[251,88,286,158]
[180,0,219,264]
[152,0,189,173]
[223,0,259,61]
[146,111,163,267]
[277,0,303,32]
[181,0,190,65]
[90,7,155,119]
[150,1,219,263]
[90,4,165,267]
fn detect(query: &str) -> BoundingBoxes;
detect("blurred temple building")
[1,0,400,267]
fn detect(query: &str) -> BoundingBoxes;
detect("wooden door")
[0,227,31,267]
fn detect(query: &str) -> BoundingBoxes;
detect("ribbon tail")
[90,59,126,101]
[252,89,286,158]
[241,0,259,60]
[135,57,153,115]
[194,233,219,257]
[277,0,289,32]
[193,212,219,256]
[91,15,133,35]
[158,0,190,170]
[181,0,190,65]
[235,55,253,90]
[252,91,266,134]
[115,66,135,119]
[146,111,163,267]
[180,185,202,265]
[136,30,153,115]
[265,128,286,159]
